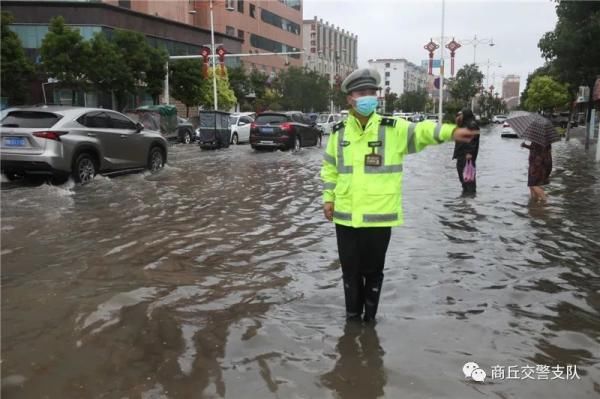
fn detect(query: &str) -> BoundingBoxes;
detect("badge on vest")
[365,141,382,166]
[340,140,350,147]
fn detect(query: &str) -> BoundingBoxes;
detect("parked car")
[317,113,341,135]
[492,115,508,124]
[197,110,231,150]
[250,111,322,151]
[551,112,577,128]
[0,106,168,184]
[409,113,425,122]
[501,121,519,138]
[129,104,195,144]
[426,114,439,122]
[229,113,254,144]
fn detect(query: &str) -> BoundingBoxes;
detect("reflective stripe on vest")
[334,212,399,223]
[337,127,353,174]
[323,182,336,191]
[333,210,352,221]
[434,124,443,143]
[407,123,417,154]
[337,123,403,174]
[323,152,336,165]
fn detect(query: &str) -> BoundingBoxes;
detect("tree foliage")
[1,11,34,105]
[538,1,600,94]
[447,63,484,105]
[524,75,569,112]
[276,67,331,112]
[40,16,90,103]
[170,59,204,116]
[199,68,237,111]
[397,89,429,113]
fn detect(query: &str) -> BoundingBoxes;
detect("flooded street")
[2,126,599,398]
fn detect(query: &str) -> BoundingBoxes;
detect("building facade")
[367,59,428,97]
[190,0,303,74]
[502,74,520,110]
[302,17,357,85]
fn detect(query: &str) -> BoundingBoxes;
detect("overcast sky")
[303,0,558,95]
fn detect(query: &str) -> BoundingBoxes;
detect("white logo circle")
[463,361,486,382]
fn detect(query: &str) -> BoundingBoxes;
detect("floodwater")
[1,126,599,398]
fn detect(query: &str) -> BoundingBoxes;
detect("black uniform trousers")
[456,158,476,194]
[335,224,392,322]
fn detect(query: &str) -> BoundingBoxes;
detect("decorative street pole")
[445,38,461,77]
[423,38,440,76]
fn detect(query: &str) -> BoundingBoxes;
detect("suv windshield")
[255,114,289,125]
[1,111,62,128]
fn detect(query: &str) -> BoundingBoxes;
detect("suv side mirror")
[135,122,144,132]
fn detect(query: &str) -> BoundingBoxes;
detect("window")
[226,26,235,36]
[79,112,111,129]
[385,81,390,86]
[260,9,300,35]
[249,3,256,18]
[250,34,301,58]
[237,29,244,39]
[237,0,244,13]
[108,112,136,130]
[2,111,61,128]
[385,72,390,77]
[118,0,131,9]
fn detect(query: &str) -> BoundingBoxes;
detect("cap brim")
[345,83,381,93]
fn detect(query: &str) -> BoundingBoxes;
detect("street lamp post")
[460,34,495,64]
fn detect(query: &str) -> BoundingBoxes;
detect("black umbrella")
[506,112,561,146]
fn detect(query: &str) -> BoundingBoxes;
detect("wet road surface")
[2,126,599,398]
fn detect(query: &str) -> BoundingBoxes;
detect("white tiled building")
[367,58,428,96]
[302,17,358,85]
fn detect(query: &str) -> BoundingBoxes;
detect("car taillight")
[250,122,257,130]
[280,122,292,132]
[33,131,68,141]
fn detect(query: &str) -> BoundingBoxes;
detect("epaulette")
[332,121,345,132]
[380,117,396,127]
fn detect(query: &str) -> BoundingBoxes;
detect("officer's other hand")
[453,127,479,143]
[324,202,334,221]
[455,113,463,126]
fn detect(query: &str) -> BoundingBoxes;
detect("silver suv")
[1,106,168,184]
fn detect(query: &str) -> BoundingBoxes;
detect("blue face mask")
[354,96,378,116]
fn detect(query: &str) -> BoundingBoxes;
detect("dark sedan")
[250,112,322,151]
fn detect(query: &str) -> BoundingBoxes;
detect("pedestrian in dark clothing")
[521,141,552,201]
[453,132,479,194]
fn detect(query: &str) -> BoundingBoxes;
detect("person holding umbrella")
[507,113,561,202]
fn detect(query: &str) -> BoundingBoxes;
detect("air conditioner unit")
[225,0,235,11]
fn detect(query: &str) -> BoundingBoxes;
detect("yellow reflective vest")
[321,112,456,228]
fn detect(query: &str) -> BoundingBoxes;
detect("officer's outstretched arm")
[321,131,338,203]
[406,120,456,154]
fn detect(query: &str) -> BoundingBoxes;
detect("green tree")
[524,75,569,112]
[398,89,429,112]
[538,1,600,124]
[145,46,168,105]
[384,92,398,114]
[520,63,557,109]
[277,67,330,112]
[1,11,34,105]
[170,59,204,116]
[330,84,347,111]
[248,69,269,100]
[200,68,237,111]
[40,16,90,105]
[447,63,484,105]
[227,66,251,106]
[87,33,129,109]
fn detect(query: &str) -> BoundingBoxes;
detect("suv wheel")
[73,153,97,184]
[148,147,165,173]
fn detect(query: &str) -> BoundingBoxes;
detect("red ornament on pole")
[424,39,440,76]
[216,46,227,76]
[200,46,211,78]
[445,38,461,77]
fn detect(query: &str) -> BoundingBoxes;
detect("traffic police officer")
[321,68,478,323]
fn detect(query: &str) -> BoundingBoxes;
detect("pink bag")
[463,160,476,183]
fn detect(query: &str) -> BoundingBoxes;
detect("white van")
[317,113,342,135]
